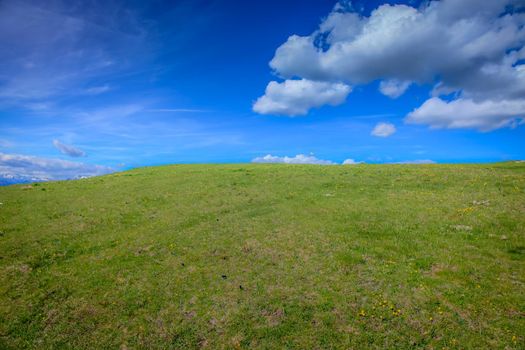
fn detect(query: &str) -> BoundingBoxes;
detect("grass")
[0,163,524,349]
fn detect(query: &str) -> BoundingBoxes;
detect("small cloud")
[252,154,336,165]
[83,85,111,95]
[253,79,351,116]
[26,102,52,111]
[0,152,113,183]
[52,139,86,157]
[342,158,362,165]
[379,80,411,99]
[371,122,396,137]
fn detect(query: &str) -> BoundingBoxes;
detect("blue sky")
[1,0,524,182]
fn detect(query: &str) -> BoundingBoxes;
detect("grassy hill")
[0,163,524,349]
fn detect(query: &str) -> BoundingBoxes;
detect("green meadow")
[0,163,524,349]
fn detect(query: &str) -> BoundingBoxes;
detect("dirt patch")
[6,264,32,274]
[241,239,260,254]
[427,263,457,277]
[262,308,284,326]
[134,245,155,256]
[198,338,209,348]
[43,308,60,330]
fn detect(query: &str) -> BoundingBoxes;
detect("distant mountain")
[0,174,92,186]
[0,175,34,186]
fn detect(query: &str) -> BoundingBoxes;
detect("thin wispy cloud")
[75,104,145,124]
[0,139,14,148]
[53,140,86,157]
[147,109,210,113]
[0,0,149,103]
[83,85,112,95]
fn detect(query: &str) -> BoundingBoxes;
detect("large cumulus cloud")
[254,0,525,130]
[406,97,525,130]
[253,79,351,116]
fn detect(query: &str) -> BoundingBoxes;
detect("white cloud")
[257,0,525,129]
[342,158,361,165]
[0,152,113,183]
[252,154,336,165]
[252,154,364,165]
[253,79,351,116]
[52,139,86,157]
[270,0,523,89]
[75,104,144,123]
[405,97,525,131]
[379,80,411,99]
[83,85,111,95]
[371,122,396,137]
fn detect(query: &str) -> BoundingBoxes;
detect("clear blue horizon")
[1,0,524,182]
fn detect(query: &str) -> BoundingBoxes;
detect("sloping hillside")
[0,163,524,349]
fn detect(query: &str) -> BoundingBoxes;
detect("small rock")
[472,199,490,206]
[184,310,196,319]
[501,235,508,240]
[452,225,473,231]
